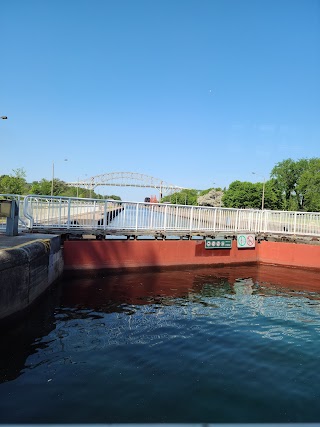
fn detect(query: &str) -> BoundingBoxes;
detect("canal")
[1,264,320,423]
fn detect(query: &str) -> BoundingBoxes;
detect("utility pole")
[252,172,266,210]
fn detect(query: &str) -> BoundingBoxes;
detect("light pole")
[252,172,265,210]
[1,116,8,120]
[51,161,55,196]
[51,159,68,196]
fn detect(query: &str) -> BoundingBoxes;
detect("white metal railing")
[0,194,28,230]
[20,194,320,237]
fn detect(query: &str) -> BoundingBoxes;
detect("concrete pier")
[0,233,63,322]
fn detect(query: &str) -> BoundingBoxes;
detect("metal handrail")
[21,194,320,237]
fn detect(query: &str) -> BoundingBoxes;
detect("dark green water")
[1,265,320,423]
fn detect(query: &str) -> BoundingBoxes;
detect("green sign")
[205,238,232,249]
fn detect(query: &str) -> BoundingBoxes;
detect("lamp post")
[252,172,265,210]
[1,116,8,120]
[51,159,68,196]
[51,161,55,197]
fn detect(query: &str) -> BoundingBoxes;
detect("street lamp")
[252,172,265,210]
[1,116,8,119]
[51,159,68,196]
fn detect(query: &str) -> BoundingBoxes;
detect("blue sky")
[1,0,319,201]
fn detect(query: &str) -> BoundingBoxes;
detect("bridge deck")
[2,194,320,241]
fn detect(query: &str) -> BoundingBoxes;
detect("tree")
[0,168,27,194]
[197,188,224,207]
[296,158,320,211]
[30,179,52,195]
[260,179,283,210]
[161,189,199,205]
[271,158,310,210]
[222,181,260,208]
[222,180,282,210]
[104,195,122,201]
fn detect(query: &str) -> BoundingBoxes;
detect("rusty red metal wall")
[63,239,320,271]
[257,240,320,270]
[63,240,257,270]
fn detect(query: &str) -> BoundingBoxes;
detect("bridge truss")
[66,172,187,197]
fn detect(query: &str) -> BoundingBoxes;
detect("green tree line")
[2,158,320,211]
[0,169,121,200]
[160,158,320,212]
[225,157,320,212]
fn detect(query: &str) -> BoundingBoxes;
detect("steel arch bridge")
[67,172,188,197]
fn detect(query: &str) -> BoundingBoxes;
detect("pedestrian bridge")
[1,194,320,240]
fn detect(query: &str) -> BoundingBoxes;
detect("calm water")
[1,265,320,423]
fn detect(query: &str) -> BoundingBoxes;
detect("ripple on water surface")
[1,265,320,423]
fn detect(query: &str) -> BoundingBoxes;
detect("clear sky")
[1,0,319,201]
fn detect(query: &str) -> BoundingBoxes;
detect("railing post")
[294,211,297,235]
[47,199,51,225]
[189,206,194,232]
[218,209,222,231]
[23,196,33,228]
[259,210,263,233]
[175,205,179,229]
[197,208,201,231]
[103,200,107,230]
[122,203,127,230]
[58,198,62,227]
[213,208,217,232]
[150,205,154,229]
[67,198,71,226]
[255,210,260,233]
[263,210,268,233]
[248,210,252,232]
[135,203,139,231]
[163,204,168,231]
[235,210,239,232]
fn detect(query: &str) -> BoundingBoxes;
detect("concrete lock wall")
[63,239,320,271]
[2,237,319,322]
[257,240,320,269]
[0,236,63,321]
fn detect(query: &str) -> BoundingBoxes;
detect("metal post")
[51,159,68,197]
[51,161,54,196]
[262,178,265,210]
[252,172,266,210]
[6,201,19,236]
[163,204,168,231]
[189,206,194,232]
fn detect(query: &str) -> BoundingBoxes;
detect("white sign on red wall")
[237,234,256,248]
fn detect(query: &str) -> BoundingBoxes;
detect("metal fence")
[14,194,320,237]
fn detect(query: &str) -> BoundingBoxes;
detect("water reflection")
[0,284,62,383]
[2,265,320,423]
[233,278,254,295]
